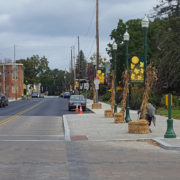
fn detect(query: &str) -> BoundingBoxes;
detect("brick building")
[0,63,24,99]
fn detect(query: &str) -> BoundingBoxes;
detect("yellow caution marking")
[0,100,44,126]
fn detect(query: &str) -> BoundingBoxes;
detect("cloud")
[0,0,159,70]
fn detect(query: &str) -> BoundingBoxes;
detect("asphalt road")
[0,97,179,179]
[0,97,82,117]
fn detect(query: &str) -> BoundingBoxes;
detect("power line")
[84,4,96,37]
[87,37,96,60]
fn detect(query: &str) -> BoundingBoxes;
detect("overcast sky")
[0,0,159,70]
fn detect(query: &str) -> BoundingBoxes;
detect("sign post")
[164,93,176,138]
[94,77,100,103]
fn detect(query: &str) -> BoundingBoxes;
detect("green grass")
[103,100,123,108]
[157,107,180,120]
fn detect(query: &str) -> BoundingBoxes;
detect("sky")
[0,0,159,70]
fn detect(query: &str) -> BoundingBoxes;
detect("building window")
[12,85,16,93]
[12,85,18,93]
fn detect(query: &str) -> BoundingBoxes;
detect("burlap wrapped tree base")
[104,109,114,118]
[114,112,125,123]
[92,103,102,109]
[128,119,150,134]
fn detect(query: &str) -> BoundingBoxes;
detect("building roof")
[0,63,24,66]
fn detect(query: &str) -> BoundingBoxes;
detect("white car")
[31,92,39,98]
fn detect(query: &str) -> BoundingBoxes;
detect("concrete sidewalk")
[63,99,180,150]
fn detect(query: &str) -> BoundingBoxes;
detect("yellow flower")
[137,75,144,81]
[131,63,135,69]
[140,68,144,74]
[140,62,144,68]
[134,68,140,74]
[132,56,139,64]
[131,74,135,80]
[97,70,101,74]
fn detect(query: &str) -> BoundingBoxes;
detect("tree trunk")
[121,70,130,113]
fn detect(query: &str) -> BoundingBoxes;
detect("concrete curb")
[153,137,180,151]
[63,115,71,142]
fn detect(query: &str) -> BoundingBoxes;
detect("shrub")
[99,92,111,101]
[173,96,180,107]
[130,85,144,110]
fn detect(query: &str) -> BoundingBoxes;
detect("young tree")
[76,50,87,79]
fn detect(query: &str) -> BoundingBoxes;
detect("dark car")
[31,92,39,98]
[64,92,71,98]
[0,93,8,107]
[68,95,86,111]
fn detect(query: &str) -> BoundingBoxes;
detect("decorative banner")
[75,81,79,88]
[96,69,105,84]
[130,55,144,83]
[23,84,26,89]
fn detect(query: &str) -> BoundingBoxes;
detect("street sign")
[94,78,100,90]
[94,78,100,85]
[84,83,89,90]
[95,84,99,90]
[165,94,173,107]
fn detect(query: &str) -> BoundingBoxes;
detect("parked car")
[68,95,86,111]
[64,92,71,98]
[31,92,39,98]
[0,93,8,107]
[39,94,44,98]
[59,93,64,98]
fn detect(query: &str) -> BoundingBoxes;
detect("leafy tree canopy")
[16,55,50,85]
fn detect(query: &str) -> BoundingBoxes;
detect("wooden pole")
[78,36,80,95]
[96,0,99,69]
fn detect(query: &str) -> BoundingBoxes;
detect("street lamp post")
[113,42,117,113]
[123,31,132,123]
[141,15,149,83]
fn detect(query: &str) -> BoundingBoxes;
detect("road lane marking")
[0,100,44,126]
[0,140,65,142]
[0,135,64,136]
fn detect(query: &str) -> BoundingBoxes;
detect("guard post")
[164,93,176,138]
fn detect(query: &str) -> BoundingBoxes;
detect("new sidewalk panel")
[64,99,180,150]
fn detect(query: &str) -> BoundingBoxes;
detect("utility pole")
[70,47,73,91]
[96,0,99,69]
[78,36,80,95]
[73,46,76,92]
[95,0,99,103]
[14,44,17,100]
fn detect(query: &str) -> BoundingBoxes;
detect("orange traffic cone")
[76,104,79,113]
[79,105,83,114]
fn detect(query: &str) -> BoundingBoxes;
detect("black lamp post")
[141,15,149,83]
[123,31,132,123]
[113,42,117,113]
